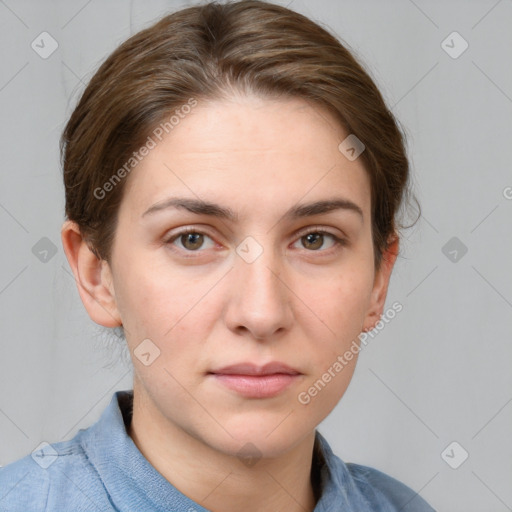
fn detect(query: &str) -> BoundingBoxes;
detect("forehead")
[120,95,371,221]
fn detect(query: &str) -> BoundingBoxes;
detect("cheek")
[293,275,370,416]
[113,253,217,350]
[294,261,374,386]
[306,266,374,335]
[111,253,176,340]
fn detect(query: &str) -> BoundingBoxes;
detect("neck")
[127,386,318,512]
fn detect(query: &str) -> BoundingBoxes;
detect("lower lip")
[210,373,300,398]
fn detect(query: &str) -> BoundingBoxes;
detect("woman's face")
[105,94,396,457]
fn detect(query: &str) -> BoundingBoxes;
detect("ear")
[61,220,122,328]
[362,234,399,332]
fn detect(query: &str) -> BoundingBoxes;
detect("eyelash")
[164,226,347,257]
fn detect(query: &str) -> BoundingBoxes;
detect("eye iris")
[303,233,323,250]
[176,232,330,251]
[182,232,203,250]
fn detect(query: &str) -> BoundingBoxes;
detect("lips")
[209,361,301,376]
[208,362,302,398]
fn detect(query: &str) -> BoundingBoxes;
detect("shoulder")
[314,430,435,511]
[0,434,113,512]
[0,452,49,512]
[345,462,436,512]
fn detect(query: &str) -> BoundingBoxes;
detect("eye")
[292,228,346,252]
[164,226,347,256]
[165,228,216,252]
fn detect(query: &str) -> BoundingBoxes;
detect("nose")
[223,241,294,341]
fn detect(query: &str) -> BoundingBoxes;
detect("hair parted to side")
[61,0,419,272]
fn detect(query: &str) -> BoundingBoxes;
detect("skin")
[61,93,398,512]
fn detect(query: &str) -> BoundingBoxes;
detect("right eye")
[165,228,217,253]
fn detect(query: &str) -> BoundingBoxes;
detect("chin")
[200,415,314,461]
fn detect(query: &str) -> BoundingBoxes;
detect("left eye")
[293,231,343,251]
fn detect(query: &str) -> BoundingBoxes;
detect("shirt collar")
[82,389,353,512]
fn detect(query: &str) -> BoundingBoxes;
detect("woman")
[0,1,433,510]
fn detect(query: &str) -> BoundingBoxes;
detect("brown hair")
[61,0,419,271]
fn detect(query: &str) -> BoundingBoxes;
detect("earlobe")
[362,235,399,332]
[60,220,122,328]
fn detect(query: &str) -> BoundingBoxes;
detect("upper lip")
[209,362,301,376]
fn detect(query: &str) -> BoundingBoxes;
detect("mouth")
[208,362,302,399]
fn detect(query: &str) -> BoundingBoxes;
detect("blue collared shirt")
[0,390,434,511]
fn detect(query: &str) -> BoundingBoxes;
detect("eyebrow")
[142,196,363,221]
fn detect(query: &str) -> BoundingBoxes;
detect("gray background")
[1,0,511,510]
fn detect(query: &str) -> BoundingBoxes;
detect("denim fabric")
[0,390,434,511]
